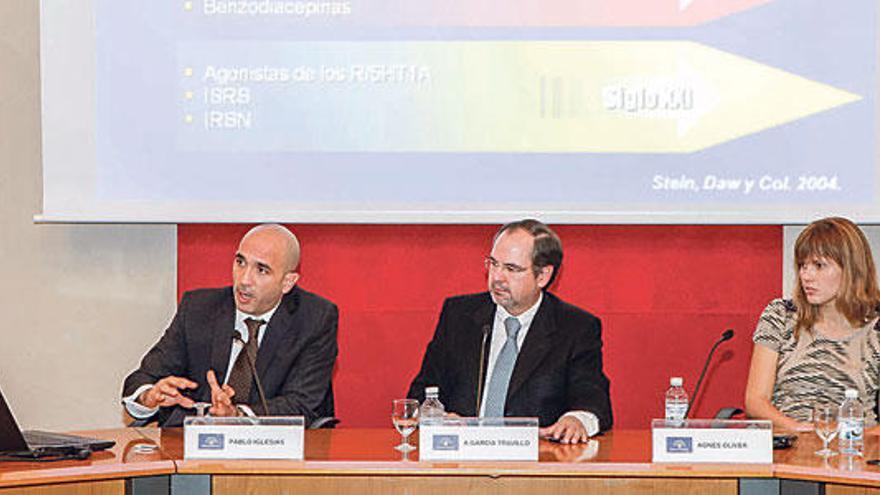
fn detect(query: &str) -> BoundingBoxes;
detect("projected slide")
[40,0,878,222]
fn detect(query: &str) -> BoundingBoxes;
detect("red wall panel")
[178,224,782,429]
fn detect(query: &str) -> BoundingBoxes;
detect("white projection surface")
[39,0,879,223]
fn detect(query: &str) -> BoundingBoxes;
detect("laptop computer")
[0,387,115,459]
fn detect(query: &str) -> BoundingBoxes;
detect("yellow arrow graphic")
[197,41,860,154]
[442,41,860,153]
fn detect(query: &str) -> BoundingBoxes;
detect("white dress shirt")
[478,292,599,436]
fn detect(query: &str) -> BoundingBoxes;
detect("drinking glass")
[189,402,212,425]
[193,402,211,417]
[392,399,420,452]
[814,404,839,457]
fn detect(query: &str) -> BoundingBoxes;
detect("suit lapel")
[506,295,556,399]
[255,288,301,379]
[209,293,237,387]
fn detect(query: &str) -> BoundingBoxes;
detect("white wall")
[0,1,177,430]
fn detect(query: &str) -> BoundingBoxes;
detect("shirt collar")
[234,300,281,342]
[495,291,543,329]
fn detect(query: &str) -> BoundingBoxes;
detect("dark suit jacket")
[122,286,338,426]
[407,292,612,430]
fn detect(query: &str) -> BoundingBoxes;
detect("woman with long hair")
[745,217,880,431]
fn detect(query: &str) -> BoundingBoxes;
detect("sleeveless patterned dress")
[752,299,880,426]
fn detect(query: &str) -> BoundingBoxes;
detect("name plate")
[183,416,304,460]
[651,419,772,463]
[419,417,539,461]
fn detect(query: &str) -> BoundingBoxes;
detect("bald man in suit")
[123,224,337,426]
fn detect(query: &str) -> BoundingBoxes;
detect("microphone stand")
[475,324,491,415]
[685,329,734,418]
[232,332,270,416]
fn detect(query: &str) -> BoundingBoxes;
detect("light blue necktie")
[483,317,522,417]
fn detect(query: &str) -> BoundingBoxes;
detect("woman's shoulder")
[762,298,797,319]
[754,298,797,345]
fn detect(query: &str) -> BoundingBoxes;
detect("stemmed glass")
[193,402,211,417]
[392,399,420,452]
[814,404,839,457]
[189,402,212,425]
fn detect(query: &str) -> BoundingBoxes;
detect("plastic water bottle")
[420,386,446,425]
[839,389,864,456]
[664,377,688,422]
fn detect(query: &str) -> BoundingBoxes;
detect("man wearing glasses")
[408,219,612,443]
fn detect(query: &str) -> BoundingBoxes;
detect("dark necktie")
[227,317,265,405]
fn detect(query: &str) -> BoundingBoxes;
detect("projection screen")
[38,0,879,223]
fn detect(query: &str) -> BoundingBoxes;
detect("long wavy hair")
[793,217,880,338]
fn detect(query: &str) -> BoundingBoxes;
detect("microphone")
[475,324,491,415]
[685,329,734,418]
[231,332,270,416]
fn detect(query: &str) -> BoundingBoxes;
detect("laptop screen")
[0,388,31,453]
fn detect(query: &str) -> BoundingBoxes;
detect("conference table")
[1,427,880,495]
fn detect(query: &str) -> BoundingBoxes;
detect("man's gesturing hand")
[207,370,239,417]
[139,376,197,409]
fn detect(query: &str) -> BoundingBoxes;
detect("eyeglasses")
[484,256,531,275]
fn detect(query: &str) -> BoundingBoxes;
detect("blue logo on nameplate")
[666,437,692,453]
[433,434,459,451]
[198,433,225,450]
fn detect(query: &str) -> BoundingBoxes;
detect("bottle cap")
[425,386,439,396]
[845,389,858,399]
[670,377,683,387]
